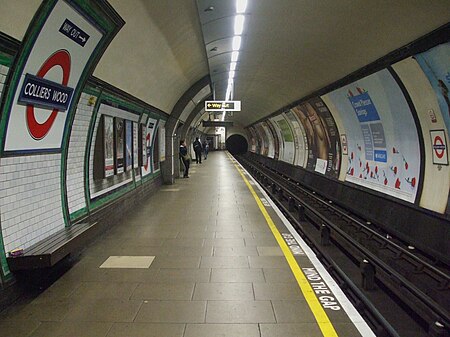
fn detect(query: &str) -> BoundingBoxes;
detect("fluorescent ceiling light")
[234,15,245,35]
[230,62,237,71]
[236,0,248,13]
[232,36,241,51]
[231,51,239,62]
[229,70,235,79]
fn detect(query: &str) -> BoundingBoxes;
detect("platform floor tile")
[105,323,185,337]
[29,322,112,337]
[184,323,260,337]
[0,320,41,337]
[63,298,142,322]
[134,301,206,323]
[210,268,265,282]
[260,323,322,337]
[206,300,276,323]
[193,282,254,300]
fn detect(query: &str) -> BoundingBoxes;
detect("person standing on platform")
[193,137,202,164]
[203,140,209,160]
[179,140,190,178]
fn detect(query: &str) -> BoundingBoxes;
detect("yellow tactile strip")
[229,154,339,337]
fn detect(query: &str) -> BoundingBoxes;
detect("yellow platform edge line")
[230,156,338,337]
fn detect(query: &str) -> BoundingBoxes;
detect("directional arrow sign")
[205,100,241,111]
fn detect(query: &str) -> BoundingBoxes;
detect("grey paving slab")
[121,238,165,247]
[29,322,112,337]
[244,237,278,246]
[166,246,213,256]
[204,238,246,247]
[260,323,322,337]
[200,256,249,268]
[215,231,255,239]
[63,299,142,322]
[69,282,138,300]
[150,256,201,269]
[271,300,316,323]
[0,299,73,322]
[30,279,82,303]
[263,268,297,283]
[152,268,211,283]
[213,246,259,256]
[184,323,260,337]
[162,238,205,248]
[257,246,284,256]
[242,224,272,232]
[130,283,195,300]
[134,301,206,323]
[106,323,185,337]
[206,225,243,233]
[210,268,265,283]
[249,256,290,269]
[205,301,276,323]
[253,232,278,239]
[254,283,304,300]
[193,282,254,300]
[0,320,41,337]
[177,231,216,239]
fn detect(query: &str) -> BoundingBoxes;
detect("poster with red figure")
[324,69,420,203]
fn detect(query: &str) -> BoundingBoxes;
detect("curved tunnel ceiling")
[197,0,450,126]
[1,0,449,129]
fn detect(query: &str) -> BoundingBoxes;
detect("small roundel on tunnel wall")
[226,134,248,155]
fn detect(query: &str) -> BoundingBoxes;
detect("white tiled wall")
[67,93,96,215]
[0,154,64,253]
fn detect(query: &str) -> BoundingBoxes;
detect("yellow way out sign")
[205,100,241,111]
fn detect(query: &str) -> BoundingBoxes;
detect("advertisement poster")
[141,123,150,176]
[125,120,132,171]
[3,0,103,152]
[255,123,269,156]
[272,115,295,164]
[262,121,276,159]
[133,122,139,169]
[291,97,340,177]
[159,120,166,162]
[324,69,420,203]
[103,115,114,177]
[115,118,124,174]
[247,126,257,152]
[415,43,450,135]
[286,110,308,167]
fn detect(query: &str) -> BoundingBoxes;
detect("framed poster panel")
[125,119,132,171]
[103,115,114,177]
[115,117,124,174]
[133,122,138,169]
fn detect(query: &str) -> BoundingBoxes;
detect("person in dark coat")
[193,137,202,164]
[179,140,190,178]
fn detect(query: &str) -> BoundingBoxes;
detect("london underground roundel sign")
[26,50,71,140]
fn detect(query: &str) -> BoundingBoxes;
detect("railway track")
[236,154,450,337]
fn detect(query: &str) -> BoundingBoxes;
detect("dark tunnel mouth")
[226,134,248,155]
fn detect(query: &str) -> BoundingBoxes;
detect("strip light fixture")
[222,0,248,121]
